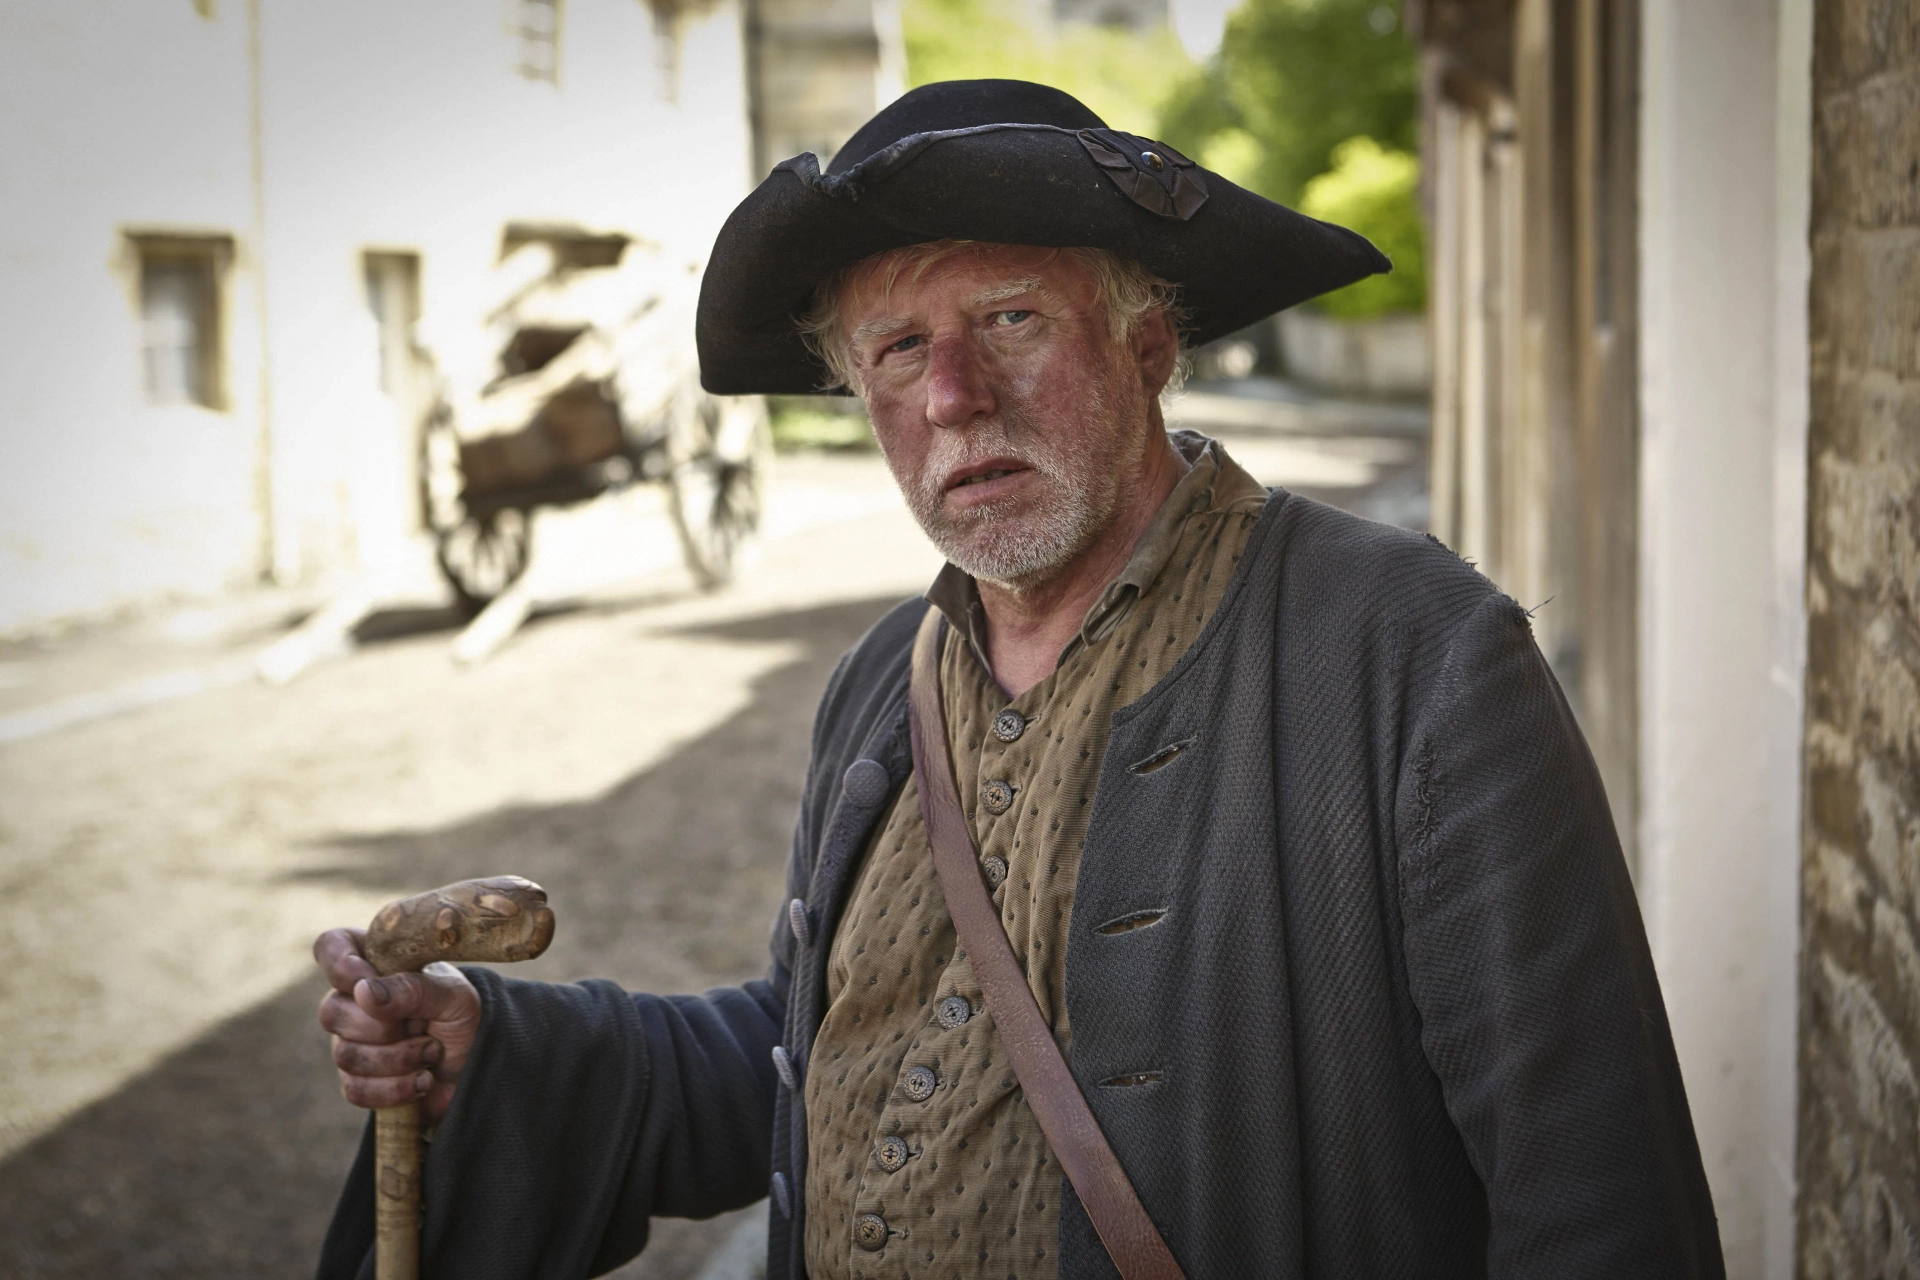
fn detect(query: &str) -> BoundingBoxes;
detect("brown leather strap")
[908,608,1186,1280]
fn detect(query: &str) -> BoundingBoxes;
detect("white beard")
[883,364,1145,589]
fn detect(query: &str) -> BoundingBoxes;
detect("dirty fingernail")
[422,1039,443,1065]
[414,1071,432,1094]
[366,979,390,1005]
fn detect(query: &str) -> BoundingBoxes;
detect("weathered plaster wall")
[1797,2,1920,1276]
[1639,4,1797,1269]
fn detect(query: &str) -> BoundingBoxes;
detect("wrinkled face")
[839,244,1170,587]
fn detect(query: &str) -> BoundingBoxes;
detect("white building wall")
[0,0,755,634]
[1637,1,1810,1275]
[0,5,266,631]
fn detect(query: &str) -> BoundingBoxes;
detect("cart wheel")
[666,392,771,589]
[436,508,531,611]
[418,399,466,540]
[419,399,533,611]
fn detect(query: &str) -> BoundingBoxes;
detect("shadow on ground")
[348,581,704,648]
[0,592,906,1280]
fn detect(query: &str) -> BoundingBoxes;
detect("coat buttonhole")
[1094,908,1167,936]
[1127,737,1195,775]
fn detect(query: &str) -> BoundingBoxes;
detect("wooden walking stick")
[361,876,556,1280]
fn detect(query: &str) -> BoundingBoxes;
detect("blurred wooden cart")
[419,229,771,610]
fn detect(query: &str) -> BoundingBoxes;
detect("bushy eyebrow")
[850,316,914,347]
[847,276,1053,352]
[970,277,1048,308]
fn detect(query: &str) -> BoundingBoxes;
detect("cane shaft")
[358,877,553,1279]
[374,1102,422,1280]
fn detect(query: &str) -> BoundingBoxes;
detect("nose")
[923,334,995,430]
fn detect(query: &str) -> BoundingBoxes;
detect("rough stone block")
[1814,0,1920,89]
[1854,72,1920,229]
[1872,897,1920,1044]
[1856,228,1920,378]
[1801,7,1920,1267]
[1857,755,1920,915]
[1814,72,1920,232]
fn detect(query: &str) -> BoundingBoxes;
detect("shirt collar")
[925,431,1263,674]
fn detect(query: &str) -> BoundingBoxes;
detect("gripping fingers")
[336,1064,437,1110]
[313,927,376,995]
[317,989,406,1044]
[332,1033,445,1079]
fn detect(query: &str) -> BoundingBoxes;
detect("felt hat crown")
[695,79,1391,394]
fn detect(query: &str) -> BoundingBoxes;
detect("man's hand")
[314,927,480,1122]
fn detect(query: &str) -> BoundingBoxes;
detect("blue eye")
[997,310,1033,325]
[887,334,923,354]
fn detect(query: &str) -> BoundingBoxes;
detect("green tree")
[903,0,1194,137]
[1160,0,1417,208]
[1297,136,1425,317]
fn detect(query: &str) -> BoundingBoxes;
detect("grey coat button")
[771,1172,792,1218]
[903,1064,938,1102]
[992,709,1027,742]
[936,995,972,1029]
[843,758,890,808]
[875,1135,910,1172]
[854,1212,889,1251]
[982,856,1008,887]
[787,897,812,947]
[772,1045,799,1091]
[981,779,1015,814]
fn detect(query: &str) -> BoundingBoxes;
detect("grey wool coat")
[318,490,1726,1280]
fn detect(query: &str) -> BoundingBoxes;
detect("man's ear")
[1134,308,1180,396]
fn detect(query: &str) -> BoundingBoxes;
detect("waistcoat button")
[935,994,972,1029]
[855,1212,889,1251]
[843,758,890,808]
[771,1171,792,1218]
[771,1045,799,1091]
[982,856,1008,887]
[903,1064,938,1102]
[991,708,1026,742]
[875,1135,910,1172]
[981,779,1014,814]
[787,897,812,947]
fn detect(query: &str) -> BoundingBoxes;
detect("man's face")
[838,244,1170,588]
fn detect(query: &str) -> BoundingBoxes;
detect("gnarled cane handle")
[363,876,556,1280]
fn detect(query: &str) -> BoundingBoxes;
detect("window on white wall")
[650,1,681,103]
[513,0,563,82]
[363,252,422,398]
[133,236,229,409]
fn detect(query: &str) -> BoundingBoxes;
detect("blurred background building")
[1410,3,1915,1278]
[747,0,905,173]
[0,0,900,636]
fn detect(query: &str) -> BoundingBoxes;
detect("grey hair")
[795,240,1191,397]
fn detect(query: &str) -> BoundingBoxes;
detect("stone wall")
[1798,2,1920,1276]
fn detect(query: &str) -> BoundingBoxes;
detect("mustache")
[910,414,1051,492]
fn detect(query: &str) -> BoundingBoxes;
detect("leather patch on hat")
[1077,129,1209,220]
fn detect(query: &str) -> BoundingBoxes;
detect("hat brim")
[696,124,1391,395]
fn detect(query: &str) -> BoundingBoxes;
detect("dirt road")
[0,415,1423,1278]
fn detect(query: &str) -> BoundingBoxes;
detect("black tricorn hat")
[696,78,1391,395]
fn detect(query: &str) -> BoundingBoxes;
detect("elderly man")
[315,81,1724,1279]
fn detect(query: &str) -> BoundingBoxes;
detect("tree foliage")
[1297,136,1425,317]
[903,0,1194,137]
[1159,0,1418,209]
